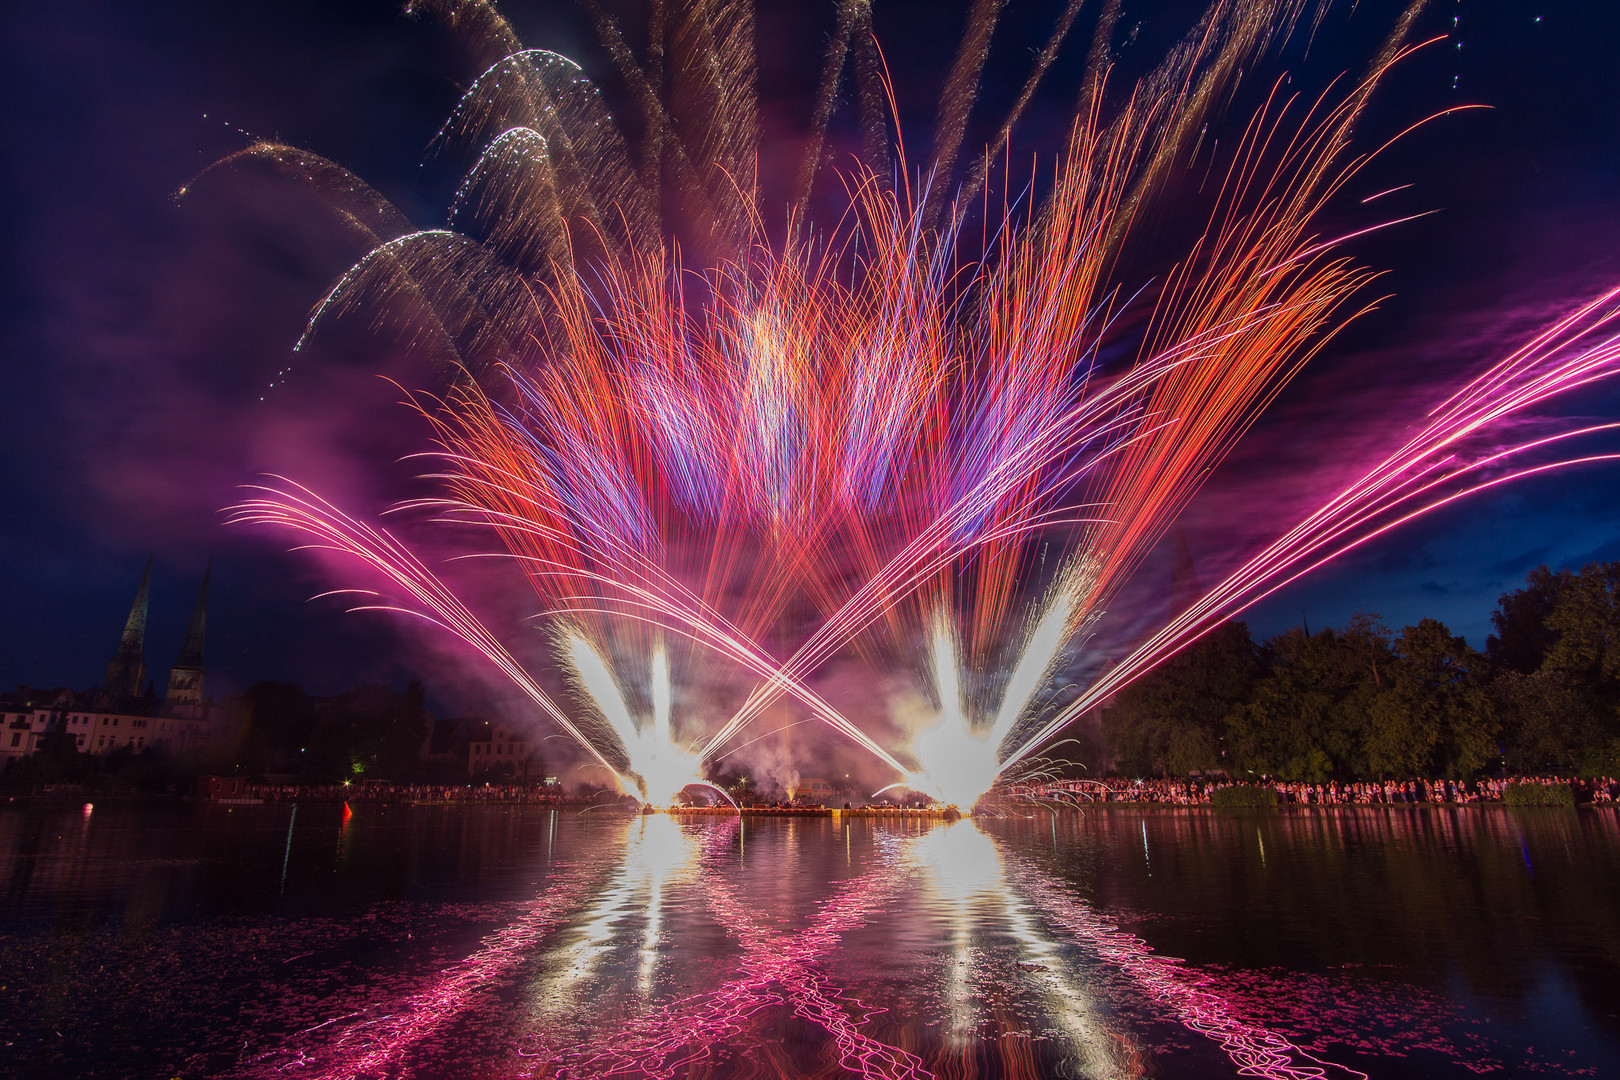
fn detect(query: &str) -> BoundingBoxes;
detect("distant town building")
[466,720,540,779]
[1,561,236,772]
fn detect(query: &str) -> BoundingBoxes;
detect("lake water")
[1,801,1617,1079]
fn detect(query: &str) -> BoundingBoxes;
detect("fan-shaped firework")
[222,0,1620,806]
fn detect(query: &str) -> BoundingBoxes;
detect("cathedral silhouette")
[104,556,211,706]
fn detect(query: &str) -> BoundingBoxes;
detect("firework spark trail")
[224,0,1620,811]
[235,466,915,780]
[431,36,656,258]
[414,323,935,768]
[258,16,1365,782]
[381,439,922,775]
[548,825,927,1080]
[903,587,1087,806]
[690,350,1195,746]
[986,586,1076,751]
[694,302,1308,761]
[954,0,1088,213]
[401,147,1045,650]
[1003,285,1620,773]
[1042,66,1421,661]
[634,47,1419,766]
[271,367,922,775]
[999,852,1369,1080]
[236,401,946,790]
[399,254,968,769]
[243,841,618,1080]
[227,479,628,783]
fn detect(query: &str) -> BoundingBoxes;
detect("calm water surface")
[1,801,1616,1079]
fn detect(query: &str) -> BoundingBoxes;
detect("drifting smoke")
[218,0,1620,807]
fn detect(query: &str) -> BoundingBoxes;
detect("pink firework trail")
[1003,283,1620,772]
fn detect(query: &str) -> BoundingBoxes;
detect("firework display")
[221,0,1620,809]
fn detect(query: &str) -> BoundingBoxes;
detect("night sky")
[2,0,1618,711]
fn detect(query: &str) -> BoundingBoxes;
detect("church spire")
[105,557,151,697]
[167,560,210,706]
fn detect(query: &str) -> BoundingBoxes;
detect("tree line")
[235,680,437,780]
[1099,562,1620,781]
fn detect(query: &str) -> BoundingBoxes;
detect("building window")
[9,733,18,747]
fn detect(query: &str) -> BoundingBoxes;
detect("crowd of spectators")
[242,780,591,806]
[233,782,919,812]
[222,775,1620,809]
[1030,775,1620,805]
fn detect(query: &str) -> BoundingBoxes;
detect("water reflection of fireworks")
[247,822,622,1079]
[252,818,1378,1079]
[549,823,927,1079]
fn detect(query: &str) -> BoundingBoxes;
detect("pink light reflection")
[1003,855,1369,1080]
[541,825,927,1080]
[247,850,616,1080]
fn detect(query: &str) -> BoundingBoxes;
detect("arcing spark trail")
[219,0,1620,806]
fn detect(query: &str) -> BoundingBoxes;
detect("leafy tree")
[1368,619,1494,778]
[1582,737,1620,778]
[1229,614,1390,781]
[1102,622,1259,776]
[1365,676,1438,779]
[1543,562,1620,685]
[0,729,89,792]
[307,681,431,780]
[1485,563,1620,776]
[1521,562,1620,774]
[237,681,317,773]
[1490,668,1593,774]
[1487,565,1571,674]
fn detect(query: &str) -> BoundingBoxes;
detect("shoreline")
[5,793,1617,816]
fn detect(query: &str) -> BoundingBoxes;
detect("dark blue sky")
[1,0,1617,709]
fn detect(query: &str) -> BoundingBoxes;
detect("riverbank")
[8,772,1620,812]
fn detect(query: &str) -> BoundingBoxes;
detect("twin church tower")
[104,558,210,705]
